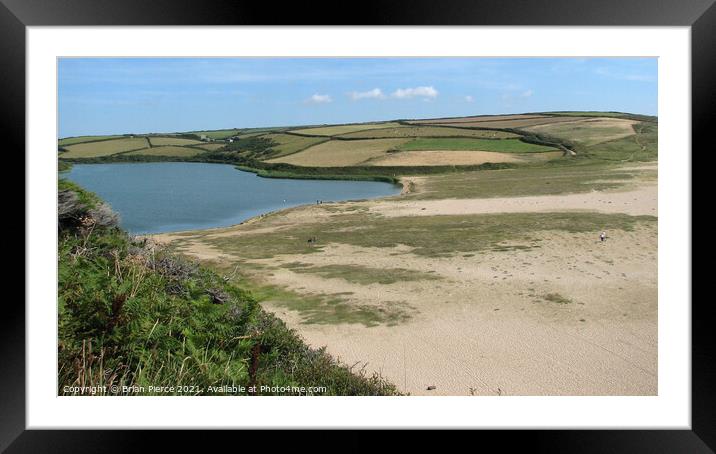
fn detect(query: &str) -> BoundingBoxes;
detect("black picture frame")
[7,0,709,451]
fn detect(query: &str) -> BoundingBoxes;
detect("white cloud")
[391,86,438,99]
[307,93,332,104]
[521,89,533,98]
[348,88,385,100]
[465,95,474,103]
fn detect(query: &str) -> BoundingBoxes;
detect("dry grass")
[523,118,638,145]
[61,138,150,158]
[367,150,528,166]
[265,138,410,167]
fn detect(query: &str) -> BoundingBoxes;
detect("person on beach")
[600,231,606,242]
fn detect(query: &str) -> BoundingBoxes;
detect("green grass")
[58,183,401,395]
[196,211,655,260]
[284,262,441,285]
[224,273,413,327]
[580,122,657,162]
[397,138,557,153]
[410,161,648,200]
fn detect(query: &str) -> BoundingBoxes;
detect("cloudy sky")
[58,57,657,137]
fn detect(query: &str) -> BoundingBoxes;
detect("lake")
[63,162,400,234]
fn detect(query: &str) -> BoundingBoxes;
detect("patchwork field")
[125,146,206,157]
[292,122,403,136]
[337,126,520,139]
[148,136,205,147]
[60,137,150,158]
[265,138,410,167]
[64,111,658,396]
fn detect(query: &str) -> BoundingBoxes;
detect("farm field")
[292,122,403,136]
[125,146,206,157]
[366,150,529,166]
[261,133,329,158]
[60,137,150,158]
[59,135,124,146]
[189,128,242,139]
[265,138,410,167]
[524,118,638,146]
[148,136,205,146]
[338,126,520,139]
[397,137,557,153]
[195,143,226,151]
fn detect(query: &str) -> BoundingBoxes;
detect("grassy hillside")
[57,180,400,396]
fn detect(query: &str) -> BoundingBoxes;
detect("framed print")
[8,0,711,450]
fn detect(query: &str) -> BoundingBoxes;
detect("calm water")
[64,163,400,234]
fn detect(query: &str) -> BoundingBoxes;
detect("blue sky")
[58,57,657,138]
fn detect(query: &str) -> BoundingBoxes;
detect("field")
[337,126,520,139]
[59,135,124,146]
[523,118,638,145]
[366,150,532,166]
[195,143,227,151]
[397,137,557,153]
[292,123,403,136]
[265,138,410,167]
[148,136,205,146]
[125,146,206,157]
[189,128,242,139]
[60,137,150,158]
[261,133,329,158]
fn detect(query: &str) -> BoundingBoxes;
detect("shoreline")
[147,175,413,240]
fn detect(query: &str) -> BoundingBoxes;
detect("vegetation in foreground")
[58,180,401,396]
